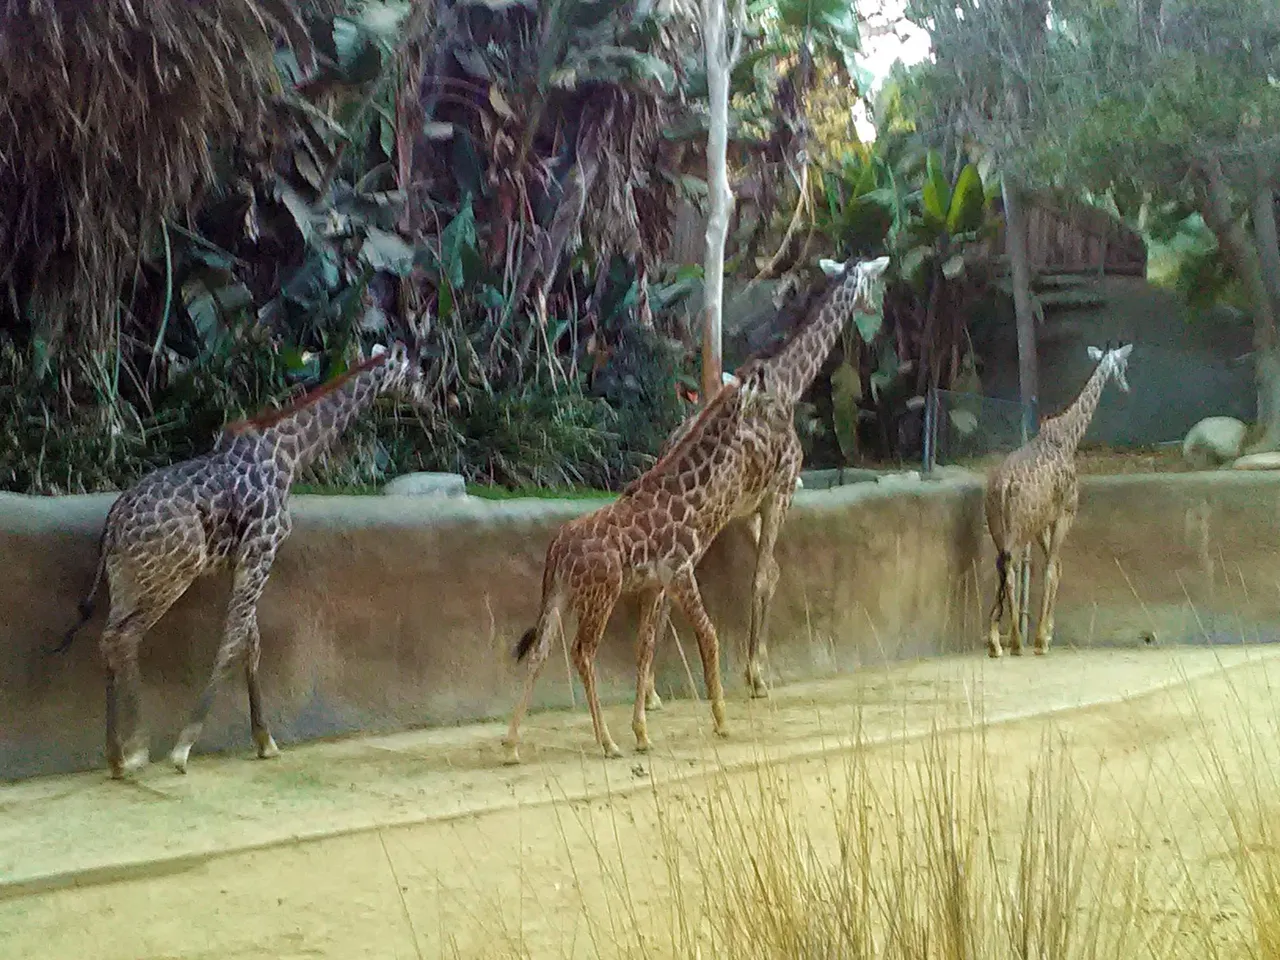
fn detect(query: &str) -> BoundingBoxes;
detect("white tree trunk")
[700,0,738,402]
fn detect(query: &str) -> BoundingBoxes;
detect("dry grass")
[456,659,1280,960]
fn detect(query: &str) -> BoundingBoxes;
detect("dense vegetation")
[1,0,1275,494]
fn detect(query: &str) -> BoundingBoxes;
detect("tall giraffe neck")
[260,363,392,478]
[628,386,744,513]
[1041,361,1111,454]
[765,270,864,405]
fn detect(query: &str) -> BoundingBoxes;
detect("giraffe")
[501,360,792,764]
[55,341,432,778]
[645,255,891,702]
[985,341,1133,658]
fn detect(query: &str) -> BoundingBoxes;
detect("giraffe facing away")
[502,360,792,764]
[646,255,891,701]
[985,341,1133,658]
[56,341,432,778]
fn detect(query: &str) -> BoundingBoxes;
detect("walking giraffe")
[502,360,792,764]
[57,341,432,778]
[985,341,1133,658]
[645,255,891,702]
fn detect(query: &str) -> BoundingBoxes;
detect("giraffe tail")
[514,627,539,662]
[49,523,108,656]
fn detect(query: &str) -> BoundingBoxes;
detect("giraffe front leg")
[746,488,791,698]
[172,553,272,774]
[633,589,664,753]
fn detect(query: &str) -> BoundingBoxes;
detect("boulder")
[1182,416,1247,469]
[382,472,468,498]
[1230,452,1280,471]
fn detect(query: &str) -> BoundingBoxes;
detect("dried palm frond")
[0,0,307,403]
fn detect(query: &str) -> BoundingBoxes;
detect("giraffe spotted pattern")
[58,342,432,778]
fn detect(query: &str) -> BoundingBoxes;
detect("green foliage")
[810,137,999,464]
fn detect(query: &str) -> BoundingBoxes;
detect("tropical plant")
[812,144,997,462]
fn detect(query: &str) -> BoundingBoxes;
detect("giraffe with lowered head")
[502,360,792,764]
[985,341,1133,658]
[56,340,433,778]
[645,255,891,701]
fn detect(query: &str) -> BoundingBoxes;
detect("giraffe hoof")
[645,691,664,712]
[256,736,280,760]
[500,740,522,766]
[1034,647,1048,656]
[987,647,1002,659]
[603,743,624,760]
[170,744,192,775]
[634,738,652,754]
[1010,646,1024,657]
[121,744,150,775]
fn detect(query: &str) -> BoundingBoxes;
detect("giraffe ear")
[818,258,847,278]
[1115,343,1133,360]
[861,256,891,279]
[371,344,389,359]
[1087,346,1103,361]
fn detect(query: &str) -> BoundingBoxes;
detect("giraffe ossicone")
[984,340,1134,659]
[56,339,433,779]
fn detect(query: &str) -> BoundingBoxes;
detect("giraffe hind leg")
[100,592,183,779]
[571,601,623,759]
[245,618,279,759]
[171,549,275,774]
[1035,516,1072,654]
[667,569,729,739]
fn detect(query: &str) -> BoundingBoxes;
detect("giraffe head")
[818,254,892,312]
[370,339,433,408]
[1085,341,1133,393]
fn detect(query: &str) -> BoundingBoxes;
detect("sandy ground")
[3,645,1279,959]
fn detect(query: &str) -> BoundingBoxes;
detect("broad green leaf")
[440,195,478,289]
[379,116,395,160]
[869,341,900,403]
[900,245,931,283]
[852,309,883,341]
[946,163,986,235]
[941,254,966,280]
[922,149,951,227]
[361,228,416,276]
[830,361,862,463]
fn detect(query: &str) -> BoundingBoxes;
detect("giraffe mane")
[622,381,741,496]
[222,353,387,434]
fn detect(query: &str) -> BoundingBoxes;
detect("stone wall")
[1,478,986,780]
[4,471,1278,781]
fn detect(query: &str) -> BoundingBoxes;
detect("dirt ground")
[2,646,1278,960]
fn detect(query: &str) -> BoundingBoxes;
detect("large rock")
[1231,452,1280,471]
[382,472,468,498]
[1182,416,1247,469]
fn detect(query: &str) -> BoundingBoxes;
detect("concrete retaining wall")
[4,471,1279,781]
